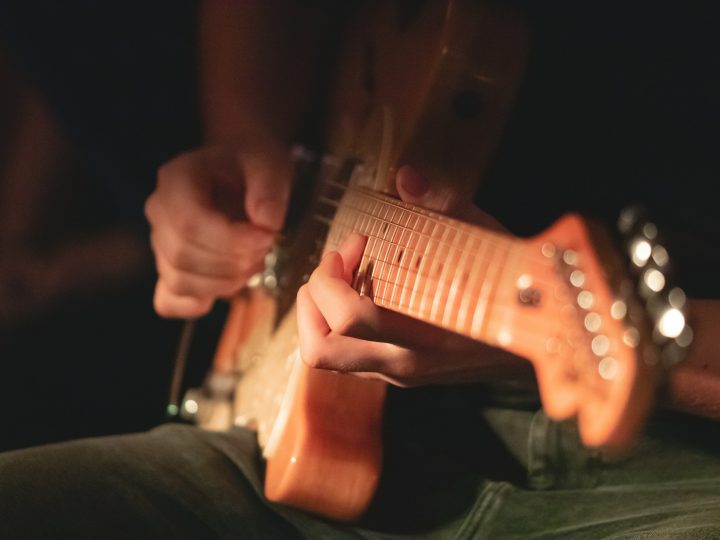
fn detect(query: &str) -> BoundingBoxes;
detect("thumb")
[242,147,293,232]
[395,165,456,214]
[336,232,367,284]
[396,165,506,232]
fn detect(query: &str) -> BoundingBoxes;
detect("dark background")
[0,0,718,452]
[0,0,222,452]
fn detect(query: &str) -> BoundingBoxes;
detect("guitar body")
[262,0,529,521]
[187,0,686,523]
[190,0,529,522]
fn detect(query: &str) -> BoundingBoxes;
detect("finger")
[296,284,331,363]
[299,324,421,381]
[153,279,213,319]
[242,147,293,232]
[149,225,268,280]
[148,163,276,256]
[307,251,379,335]
[309,238,446,344]
[395,165,455,213]
[395,165,506,231]
[298,281,422,378]
[146,191,276,258]
[299,275,480,386]
[334,232,367,283]
[154,249,251,299]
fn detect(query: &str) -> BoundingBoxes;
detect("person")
[2,1,720,538]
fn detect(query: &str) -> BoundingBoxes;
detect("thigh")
[0,423,302,540]
[468,411,720,539]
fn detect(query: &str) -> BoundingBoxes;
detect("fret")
[319,188,532,346]
[417,222,452,320]
[407,218,438,317]
[387,213,409,307]
[483,241,522,347]
[374,205,397,307]
[456,238,492,334]
[375,203,394,302]
[470,240,510,340]
[384,207,403,307]
[395,211,420,310]
[402,215,432,315]
[354,196,368,234]
[429,225,463,325]
[356,199,371,235]
[442,230,477,329]
[357,199,382,294]
[365,203,385,297]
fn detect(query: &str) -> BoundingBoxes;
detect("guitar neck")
[324,186,544,356]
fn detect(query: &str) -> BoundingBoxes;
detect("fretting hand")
[296,167,532,387]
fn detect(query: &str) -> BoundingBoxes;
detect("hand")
[296,166,532,387]
[144,145,292,318]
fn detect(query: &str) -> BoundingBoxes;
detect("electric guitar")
[181,0,690,523]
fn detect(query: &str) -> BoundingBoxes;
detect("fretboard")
[323,187,524,346]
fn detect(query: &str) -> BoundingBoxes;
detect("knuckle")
[144,194,157,221]
[335,300,374,337]
[154,293,181,319]
[156,161,174,185]
[154,290,210,319]
[335,311,361,336]
[175,215,200,242]
[387,350,420,380]
[218,278,244,297]
[163,271,195,296]
[164,242,192,270]
[238,253,265,273]
[393,362,419,381]
[296,284,307,304]
[300,344,327,370]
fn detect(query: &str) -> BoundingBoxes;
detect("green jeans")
[1,384,719,539]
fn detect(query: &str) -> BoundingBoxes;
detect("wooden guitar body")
[180,0,676,523]
[255,0,529,521]
[177,0,530,522]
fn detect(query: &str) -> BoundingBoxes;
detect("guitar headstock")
[514,212,690,451]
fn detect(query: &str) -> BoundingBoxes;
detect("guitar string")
[324,215,562,293]
[304,176,616,391]
[314,173,520,254]
[325,218,563,292]
[325,200,519,308]
[325,227,570,340]
[325,218,608,350]
[314,182,562,268]
[321,196,504,331]
[326,218,587,339]
[318,191,519,258]
[309,173,612,336]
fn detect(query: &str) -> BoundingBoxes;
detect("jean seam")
[452,481,511,540]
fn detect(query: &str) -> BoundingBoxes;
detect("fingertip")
[153,281,212,319]
[337,233,367,279]
[143,193,156,222]
[246,196,287,232]
[396,165,454,212]
[396,165,429,200]
[243,156,292,232]
[342,232,368,254]
[320,250,345,277]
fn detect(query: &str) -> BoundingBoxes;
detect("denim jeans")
[1,385,719,539]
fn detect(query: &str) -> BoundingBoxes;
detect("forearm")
[199,0,351,148]
[661,298,720,419]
